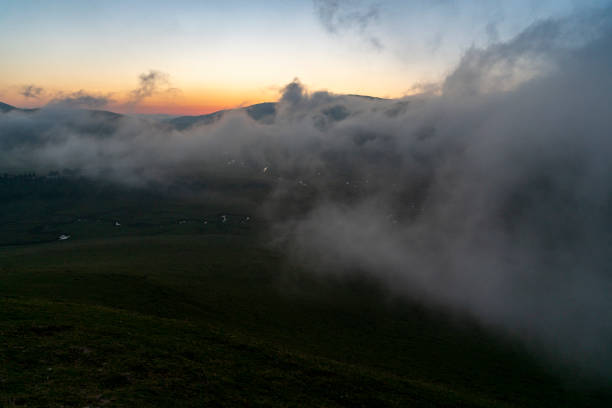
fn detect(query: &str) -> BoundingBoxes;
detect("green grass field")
[1,177,610,407]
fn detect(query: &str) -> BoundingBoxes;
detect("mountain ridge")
[0,101,17,112]
[0,94,385,130]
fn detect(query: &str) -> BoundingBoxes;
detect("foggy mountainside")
[1,5,612,408]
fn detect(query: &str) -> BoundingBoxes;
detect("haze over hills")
[2,3,612,406]
[2,7,612,363]
[167,102,276,129]
[0,96,373,131]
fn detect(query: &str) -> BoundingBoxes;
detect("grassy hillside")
[0,177,610,407]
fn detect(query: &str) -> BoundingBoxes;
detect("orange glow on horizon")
[0,85,281,116]
[124,103,237,116]
[0,77,418,116]
[110,86,280,116]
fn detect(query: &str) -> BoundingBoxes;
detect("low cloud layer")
[2,8,612,378]
[48,90,113,109]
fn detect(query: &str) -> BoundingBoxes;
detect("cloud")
[279,78,307,105]
[485,21,500,44]
[47,90,112,109]
[2,7,612,378]
[313,0,384,50]
[128,70,179,105]
[20,85,44,99]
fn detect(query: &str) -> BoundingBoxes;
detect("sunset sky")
[0,0,607,114]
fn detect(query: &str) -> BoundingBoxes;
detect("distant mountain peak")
[0,101,17,112]
[346,94,387,101]
[168,102,277,130]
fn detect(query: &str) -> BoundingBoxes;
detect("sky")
[0,0,609,114]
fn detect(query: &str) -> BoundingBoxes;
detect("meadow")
[0,176,610,407]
